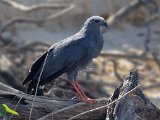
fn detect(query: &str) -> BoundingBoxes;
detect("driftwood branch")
[0,70,159,120]
[107,0,158,27]
[100,52,156,61]
[0,0,70,13]
[106,59,123,82]
[106,70,160,120]
[0,82,22,94]
[0,89,108,120]
[0,4,75,34]
[142,13,160,70]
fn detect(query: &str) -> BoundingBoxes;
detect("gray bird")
[22,16,107,103]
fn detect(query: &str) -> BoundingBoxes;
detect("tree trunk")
[106,70,160,120]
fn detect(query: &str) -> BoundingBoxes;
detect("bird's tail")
[27,80,43,96]
[22,73,32,86]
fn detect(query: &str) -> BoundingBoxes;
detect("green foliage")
[0,104,19,120]
[0,104,8,120]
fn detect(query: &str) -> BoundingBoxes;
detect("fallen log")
[0,90,108,120]
[0,70,160,120]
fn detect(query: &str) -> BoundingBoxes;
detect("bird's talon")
[81,98,96,104]
[87,99,96,104]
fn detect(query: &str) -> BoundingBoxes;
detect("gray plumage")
[22,16,107,95]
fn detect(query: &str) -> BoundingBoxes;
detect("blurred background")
[0,0,160,107]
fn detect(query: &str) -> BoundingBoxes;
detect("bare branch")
[0,4,75,43]
[0,81,22,94]
[142,82,160,90]
[0,89,108,120]
[0,0,70,13]
[107,0,158,27]
[38,98,108,120]
[100,52,155,61]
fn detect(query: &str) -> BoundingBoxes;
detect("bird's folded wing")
[22,38,86,85]
[41,42,85,79]
[22,51,48,85]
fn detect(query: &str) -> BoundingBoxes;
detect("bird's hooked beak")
[100,21,107,34]
[102,21,107,28]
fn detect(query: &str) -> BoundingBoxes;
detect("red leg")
[72,80,96,103]
[73,80,88,98]
[72,82,89,102]
[74,81,96,103]
[72,82,84,99]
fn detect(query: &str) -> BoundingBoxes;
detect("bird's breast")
[87,33,104,58]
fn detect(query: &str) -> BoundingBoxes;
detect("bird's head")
[84,16,107,30]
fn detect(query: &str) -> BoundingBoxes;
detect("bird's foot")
[80,97,96,103]
[72,80,96,104]
[71,96,96,103]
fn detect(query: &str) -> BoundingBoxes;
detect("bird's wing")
[22,36,86,86]
[40,39,86,80]
[22,51,48,85]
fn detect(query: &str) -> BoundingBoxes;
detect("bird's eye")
[95,20,100,23]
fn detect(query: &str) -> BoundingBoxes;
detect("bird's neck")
[79,24,104,58]
[80,24,100,35]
